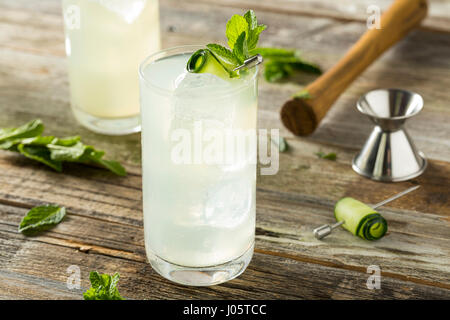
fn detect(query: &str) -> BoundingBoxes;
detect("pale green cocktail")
[139,46,258,286]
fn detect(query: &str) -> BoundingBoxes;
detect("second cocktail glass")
[139,46,259,286]
[62,0,160,135]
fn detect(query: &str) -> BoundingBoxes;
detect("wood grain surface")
[0,0,449,299]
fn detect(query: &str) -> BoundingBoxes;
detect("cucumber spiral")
[335,197,388,241]
[355,213,388,241]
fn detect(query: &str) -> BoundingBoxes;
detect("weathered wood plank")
[0,137,448,289]
[1,228,449,299]
[0,0,449,300]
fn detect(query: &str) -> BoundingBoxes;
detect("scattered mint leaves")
[251,47,322,83]
[83,271,125,300]
[0,120,126,176]
[18,205,66,235]
[316,151,337,161]
[264,61,293,82]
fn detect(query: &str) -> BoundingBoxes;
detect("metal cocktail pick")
[233,54,263,71]
[313,185,420,240]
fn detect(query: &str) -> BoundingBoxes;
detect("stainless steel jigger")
[313,185,420,240]
[352,89,427,182]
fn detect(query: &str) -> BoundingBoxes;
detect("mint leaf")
[233,31,248,64]
[48,141,86,162]
[316,151,337,161]
[21,136,56,146]
[79,146,127,176]
[83,271,124,300]
[226,14,248,50]
[206,44,240,69]
[244,10,257,30]
[18,205,66,235]
[250,47,298,58]
[18,144,63,172]
[95,159,127,177]
[109,273,121,297]
[247,25,266,50]
[89,271,104,289]
[264,61,293,82]
[0,119,44,143]
[244,10,266,50]
[54,136,81,147]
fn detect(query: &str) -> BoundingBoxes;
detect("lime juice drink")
[62,0,160,135]
[139,46,258,286]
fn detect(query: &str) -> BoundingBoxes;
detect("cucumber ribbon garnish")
[334,197,388,241]
[187,10,266,80]
[186,10,321,82]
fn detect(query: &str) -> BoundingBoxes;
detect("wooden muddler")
[280,0,428,136]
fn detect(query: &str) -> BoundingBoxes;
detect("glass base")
[71,106,141,135]
[147,242,254,286]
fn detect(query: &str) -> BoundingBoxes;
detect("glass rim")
[138,45,259,97]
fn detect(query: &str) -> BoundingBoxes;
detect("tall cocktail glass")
[139,46,258,286]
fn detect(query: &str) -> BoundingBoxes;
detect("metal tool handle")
[313,221,344,240]
[233,54,263,71]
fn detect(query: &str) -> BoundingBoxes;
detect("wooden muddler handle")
[281,0,428,136]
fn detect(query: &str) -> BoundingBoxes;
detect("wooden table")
[0,0,449,300]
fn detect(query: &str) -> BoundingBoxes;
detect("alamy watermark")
[367,5,381,29]
[63,5,81,30]
[170,122,280,175]
[66,265,81,290]
[366,265,381,290]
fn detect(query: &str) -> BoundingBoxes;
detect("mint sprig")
[189,10,266,77]
[83,271,124,300]
[189,10,320,83]
[18,205,66,235]
[0,120,126,176]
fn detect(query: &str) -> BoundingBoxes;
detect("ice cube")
[171,72,236,136]
[174,72,232,97]
[203,175,254,228]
